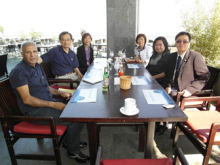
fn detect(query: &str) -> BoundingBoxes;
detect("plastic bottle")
[118,66,124,77]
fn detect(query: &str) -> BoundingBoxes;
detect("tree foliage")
[20,31,27,39]
[0,26,3,34]
[29,29,42,39]
[181,0,220,68]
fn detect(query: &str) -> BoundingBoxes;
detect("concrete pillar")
[107,0,138,58]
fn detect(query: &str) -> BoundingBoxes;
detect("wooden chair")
[8,45,17,57]
[173,96,220,165]
[40,61,80,89]
[95,146,189,165]
[176,65,220,108]
[170,65,220,138]
[0,53,8,80]
[0,78,67,165]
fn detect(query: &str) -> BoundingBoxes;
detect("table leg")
[144,122,155,158]
[87,122,97,165]
[138,125,146,152]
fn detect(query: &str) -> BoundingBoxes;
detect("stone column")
[107,0,138,58]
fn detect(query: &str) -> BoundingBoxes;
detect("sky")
[0,0,107,39]
[0,0,216,42]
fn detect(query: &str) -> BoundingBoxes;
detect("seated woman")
[146,37,170,135]
[146,36,170,86]
[134,34,152,66]
[77,33,94,74]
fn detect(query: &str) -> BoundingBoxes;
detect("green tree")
[20,31,27,39]
[0,26,3,34]
[29,29,42,39]
[181,0,220,68]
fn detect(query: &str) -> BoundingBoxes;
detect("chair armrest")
[177,89,213,106]
[79,68,88,75]
[195,89,213,95]
[209,122,220,146]
[176,92,184,105]
[174,147,189,165]
[0,116,58,136]
[180,96,220,110]
[95,146,102,165]
[79,68,88,71]
[47,78,80,88]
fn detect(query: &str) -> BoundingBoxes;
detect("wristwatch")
[57,89,60,95]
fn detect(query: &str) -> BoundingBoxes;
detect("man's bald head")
[21,41,37,52]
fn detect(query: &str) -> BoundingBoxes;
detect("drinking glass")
[122,53,126,63]
[140,54,146,66]
[110,51,114,64]
[114,62,120,76]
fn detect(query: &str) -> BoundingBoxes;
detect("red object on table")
[118,71,124,77]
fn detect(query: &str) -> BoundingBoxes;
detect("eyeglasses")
[60,39,72,42]
[176,40,189,44]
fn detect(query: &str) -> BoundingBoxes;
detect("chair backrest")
[0,54,8,80]
[0,78,22,129]
[8,45,16,52]
[73,42,78,47]
[40,61,55,78]
[202,65,220,90]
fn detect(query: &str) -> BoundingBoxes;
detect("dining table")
[59,59,188,165]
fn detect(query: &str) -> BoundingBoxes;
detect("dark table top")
[80,62,158,86]
[60,61,187,123]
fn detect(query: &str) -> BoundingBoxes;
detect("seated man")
[163,31,210,97]
[156,32,210,136]
[38,31,83,86]
[9,41,90,163]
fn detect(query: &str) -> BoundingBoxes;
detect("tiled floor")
[0,123,220,165]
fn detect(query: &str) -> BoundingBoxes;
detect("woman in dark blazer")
[77,33,94,74]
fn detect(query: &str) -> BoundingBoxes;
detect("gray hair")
[21,41,37,52]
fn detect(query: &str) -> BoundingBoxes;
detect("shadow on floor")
[1,123,220,165]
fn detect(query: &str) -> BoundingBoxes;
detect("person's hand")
[182,89,191,97]
[54,102,66,110]
[134,56,141,63]
[60,92,72,100]
[165,87,171,94]
[78,73,83,79]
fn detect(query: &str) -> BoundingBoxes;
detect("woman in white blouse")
[134,34,152,66]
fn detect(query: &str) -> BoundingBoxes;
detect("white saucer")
[120,107,139,116]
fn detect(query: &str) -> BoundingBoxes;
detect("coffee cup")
[124,98,136,114]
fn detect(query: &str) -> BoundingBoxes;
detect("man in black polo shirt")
[38,31,83,86]
[9,42,90,163]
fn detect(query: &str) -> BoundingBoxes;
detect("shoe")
[155,125,168,135]
[68,150,90,163]
[62,141,87,150]
[79,141,87,148]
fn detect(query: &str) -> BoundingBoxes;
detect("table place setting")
[131,76,151,85]
[120,98,139,116]
[127,63,141,69]
[82,69,103,84]
[70,88,97,103]
[142,89,174,104]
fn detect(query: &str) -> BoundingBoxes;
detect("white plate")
[120,107,139,116]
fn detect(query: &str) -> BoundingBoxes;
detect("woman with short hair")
[77,33,94,74]
[134,34,152,66]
